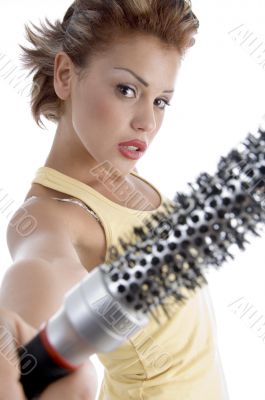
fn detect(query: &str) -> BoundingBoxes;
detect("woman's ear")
[53,52,75,101]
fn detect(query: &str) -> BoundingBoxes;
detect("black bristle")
[148,307,162,325]
[248,225,261,237]
[133,226,146,240]
[159,299,172,320]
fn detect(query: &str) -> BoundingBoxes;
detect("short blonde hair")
[19,0,199,129]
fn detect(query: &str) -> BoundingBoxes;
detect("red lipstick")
[118,139,147,160]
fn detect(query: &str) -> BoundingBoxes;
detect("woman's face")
[63,34,181,176]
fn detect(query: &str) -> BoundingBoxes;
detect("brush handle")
[18,326,78,399]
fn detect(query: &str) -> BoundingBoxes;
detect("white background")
[0,1,265,399]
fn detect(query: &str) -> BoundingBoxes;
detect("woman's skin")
[45,33,182,192]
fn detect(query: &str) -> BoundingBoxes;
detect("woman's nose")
[131,101,157,134]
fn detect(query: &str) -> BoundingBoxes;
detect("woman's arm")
[0,198,98,398]
[1,198,88,326]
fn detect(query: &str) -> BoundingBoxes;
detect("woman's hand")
[0,307,98,400]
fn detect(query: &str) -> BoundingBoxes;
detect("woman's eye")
[116,84,171,111]
[117,84,136,98]
[155,98,171,110]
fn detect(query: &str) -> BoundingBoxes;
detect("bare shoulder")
[6,197,76,263]
[6,196,106,272]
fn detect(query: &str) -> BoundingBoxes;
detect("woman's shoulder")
[8,191,107,272]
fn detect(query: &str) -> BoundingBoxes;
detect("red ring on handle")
[39,326,80,371]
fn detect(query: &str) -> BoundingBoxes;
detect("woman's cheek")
[95,97,117,121]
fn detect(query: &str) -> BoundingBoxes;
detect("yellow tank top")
[31,166,229,400]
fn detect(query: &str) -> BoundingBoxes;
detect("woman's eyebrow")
[113,67,174,93]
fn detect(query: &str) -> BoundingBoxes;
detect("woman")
[0,0,229,398]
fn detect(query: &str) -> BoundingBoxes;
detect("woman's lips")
[118,139,147,152]
[118,145,145,160]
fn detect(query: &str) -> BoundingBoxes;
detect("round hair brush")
[18,123,265,399]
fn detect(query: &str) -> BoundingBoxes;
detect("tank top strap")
[30,166,173,263]
[25,195,102,225]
